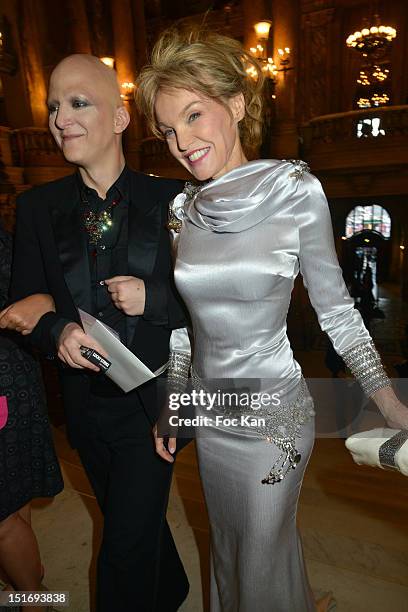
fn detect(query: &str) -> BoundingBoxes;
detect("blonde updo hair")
[136,27,264,150]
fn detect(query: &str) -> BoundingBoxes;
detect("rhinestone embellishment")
[191,371,315,486]
[287,159,311,180]
[167,351,190,394]
[341,339,390,397]
[167,181,202,233]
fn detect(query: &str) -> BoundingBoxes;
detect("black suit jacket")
[10,170,186,446]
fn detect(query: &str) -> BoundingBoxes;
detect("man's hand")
[0,294,55,335]
[57,322,108,371]
[104,276,146,315]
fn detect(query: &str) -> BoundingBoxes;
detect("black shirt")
[79,165,129,344]
[78,166,131,395]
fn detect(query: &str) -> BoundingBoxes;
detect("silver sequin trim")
[167,351,190,394]
[341,340,390,397]
[379,430,408,469]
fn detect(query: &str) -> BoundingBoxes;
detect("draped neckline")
[185,159,294,234]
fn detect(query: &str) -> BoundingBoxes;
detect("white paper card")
[79,309,168,392]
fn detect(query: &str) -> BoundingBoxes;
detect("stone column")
[269,0,299,159]
[111,0,146,170]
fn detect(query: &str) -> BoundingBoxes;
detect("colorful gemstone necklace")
[81,191,122,245]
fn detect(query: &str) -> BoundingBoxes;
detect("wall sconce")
[254,21,272,40]
[277,47,293,73]
[121,81,135,101]
[248,21,294,87]
[249,21,278,83]
[100,56,115,69]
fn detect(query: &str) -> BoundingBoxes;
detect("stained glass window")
[345,205,391,239]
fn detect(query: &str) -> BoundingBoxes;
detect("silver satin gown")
[169,160,371,611]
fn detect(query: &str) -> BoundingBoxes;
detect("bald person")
[10,55,189,611]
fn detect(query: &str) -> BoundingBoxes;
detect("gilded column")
[111,0,146,170]
[242,0,272,158]
[269,0,300,159]
[20,0,48,126]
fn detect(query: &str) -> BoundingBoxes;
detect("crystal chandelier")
[346,16,396,58]
[357,92,390,109]
[356,65,389,86]
[346,11,396,109]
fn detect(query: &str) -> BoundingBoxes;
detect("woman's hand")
[382,402,408,430]
[0,294,55,335]
[371,386,408,430]
[153,423,177,463]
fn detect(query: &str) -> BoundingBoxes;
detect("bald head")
[47,53,130,171]
[50,54,122,106]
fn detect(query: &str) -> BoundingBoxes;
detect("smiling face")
[154,87,247,181]
[47,55,128,170]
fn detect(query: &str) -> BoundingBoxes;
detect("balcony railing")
[141,136,170,163]
[4,105,407,180]
[301,105,408,170]
[13,128,68,167]
[140,136,189,178]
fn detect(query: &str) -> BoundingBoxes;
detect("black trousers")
[75,389,189,612]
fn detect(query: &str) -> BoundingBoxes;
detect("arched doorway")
[343,204,391,300]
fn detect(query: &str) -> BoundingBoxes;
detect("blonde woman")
[137,28,408,611]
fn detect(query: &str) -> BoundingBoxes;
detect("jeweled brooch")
[83,198,120,244]
[167,181,202,233]
[287,159,310,180]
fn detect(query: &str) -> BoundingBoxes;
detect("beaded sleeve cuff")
[341,340,391,397]
[167,351,190,395]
